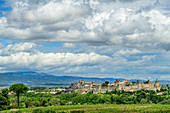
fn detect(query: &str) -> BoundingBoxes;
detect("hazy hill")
[0,72,169,87]
[0,72,115,87]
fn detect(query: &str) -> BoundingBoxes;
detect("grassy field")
[1,104,170,113]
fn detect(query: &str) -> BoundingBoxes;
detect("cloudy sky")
[0,0,170,80]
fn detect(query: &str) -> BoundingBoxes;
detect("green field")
[1,104,170,113]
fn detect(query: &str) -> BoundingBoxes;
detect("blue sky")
[0,0,11,17]
[0,0,170,81]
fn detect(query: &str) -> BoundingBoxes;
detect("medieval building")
[66,79,160,94]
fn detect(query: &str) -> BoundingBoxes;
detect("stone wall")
[67,80,161,93]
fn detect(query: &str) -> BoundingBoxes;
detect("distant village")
[67,79,161,94]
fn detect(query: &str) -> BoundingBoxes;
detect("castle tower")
[108,83,111,91]
[115,79,120,86]
[98,84,102,93]
[151,82,154,88]
[79,80,85,84]
[117,84,122,91]
[155,79,159,87]
[92,81,95,85]
[137,80,142,89]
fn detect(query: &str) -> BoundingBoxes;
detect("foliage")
[0,88,10,111]
[159,99,170,104]
[126,84,130,86]
[2,104,170,113]
[132,81,136,85]
[32,108,56,113]
[144,80,149,84]
[8,89,170,109]
[1,83,170,112]
[105,81,109,84]
[9,83,29,106]
[70,110,85,113]
[101,83,108,87]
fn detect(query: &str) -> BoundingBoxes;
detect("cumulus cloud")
[0,43,4,49]
[0,42,159,78]
[9,0,90,24]
[113,49,142,57]
[160,75,170,79]
[0,42,112,73]
[62,43,75,48]
[0,42,37,56]
[0,0,170,80]
[0,0,169,51]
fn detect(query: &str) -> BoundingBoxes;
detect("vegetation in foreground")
[0,83,170,112]
[1,104,170,113]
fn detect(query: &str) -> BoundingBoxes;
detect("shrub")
[159,99,170,104]
[101,83,108,87]
[126,84,130,86]
[70,110,85,113]
[32,108,56,113]
[140,99,148,104]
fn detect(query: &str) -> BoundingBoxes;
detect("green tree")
[101,83,108,87]
[0,88,10,110]
[9,83,29,106]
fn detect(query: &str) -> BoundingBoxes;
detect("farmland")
[1,104,170,113]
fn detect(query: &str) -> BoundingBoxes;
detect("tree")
[101,83,108,87]
[105,81,109,84]
[0,88,10,110]
[9,83,29,106]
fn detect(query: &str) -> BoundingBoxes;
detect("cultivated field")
[1,104,170,113]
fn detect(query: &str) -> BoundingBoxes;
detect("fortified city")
[67,79,161,94]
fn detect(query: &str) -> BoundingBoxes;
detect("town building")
[66,79,161,93]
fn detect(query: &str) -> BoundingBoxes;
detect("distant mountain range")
[0,72,169,87]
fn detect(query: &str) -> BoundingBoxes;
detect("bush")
[163,92,168,95]
[101,83,108,87]
[9,106,25,109]
[140,99,148,104]
[32,109,43,113]
[159,99,170,104]
[126,84,130,86]
[1,105,9,110]
[32,108,56,113]
[70,110,85,113]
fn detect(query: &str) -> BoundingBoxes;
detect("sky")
[0,0,170,80]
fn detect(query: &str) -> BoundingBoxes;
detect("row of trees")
[9,88,170,109]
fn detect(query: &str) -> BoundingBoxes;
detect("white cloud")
[114,49,142,57]
[0,0,169,51]
[0,42,37,56]
[0,43,4,49]
[0,43,112,73]
[0,42,158,75]
[0,0,170,80]
[160,75,170,79]
[62,43,75,48]
[11,1,90,24]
